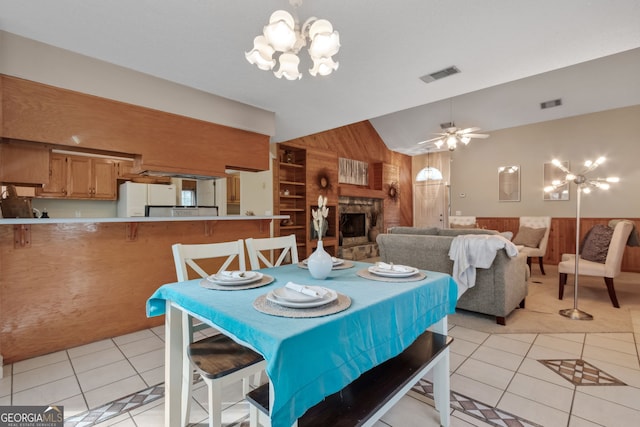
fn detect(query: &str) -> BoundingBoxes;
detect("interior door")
[414,182,447,228]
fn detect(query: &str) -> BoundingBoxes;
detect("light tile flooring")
[2,323,639,427]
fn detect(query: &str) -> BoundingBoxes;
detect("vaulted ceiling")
[1,0,639,155]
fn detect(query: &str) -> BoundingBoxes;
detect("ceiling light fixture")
[544,157,619,320]
[245,0,340,80]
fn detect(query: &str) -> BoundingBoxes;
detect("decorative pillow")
[581,224,614,263]
[512,226,546,248]
[500,231,514,241]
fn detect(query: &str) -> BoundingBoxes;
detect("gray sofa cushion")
[437,228,498,237]
[389,226,439,235]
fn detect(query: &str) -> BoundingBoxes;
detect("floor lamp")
[544,157,619,320]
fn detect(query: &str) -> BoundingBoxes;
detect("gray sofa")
[377,227,529,325]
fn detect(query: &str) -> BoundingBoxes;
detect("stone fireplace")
[338,196,382,260]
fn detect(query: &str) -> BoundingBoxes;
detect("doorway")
[414,181,448,228]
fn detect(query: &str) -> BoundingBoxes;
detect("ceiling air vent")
[420,66,460,84]
[540,98,562,109]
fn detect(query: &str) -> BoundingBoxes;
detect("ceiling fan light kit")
[417,100,489,151]
[245,0,340,80]
[422,123,489,151]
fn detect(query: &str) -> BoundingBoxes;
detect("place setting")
[200,270,274,290]
[298,256,354,270]
[357,261,426,282]
[253,281,351,318]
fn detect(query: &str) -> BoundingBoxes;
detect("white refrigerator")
[117,182,177,217]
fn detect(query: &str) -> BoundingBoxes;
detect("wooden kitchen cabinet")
[0,141,50,185]
[2,75,270,178]
[37,153,118,199]
[226,175,240,203]
[37,152,68,197]
[116,159,134,178]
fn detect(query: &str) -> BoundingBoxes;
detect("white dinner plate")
[272,286,324,303]
[267,287,338,308]
[206,271,263,286]
[302,257,344,266]
[367,265,419,278]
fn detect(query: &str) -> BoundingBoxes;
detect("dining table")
[146,260,458,427]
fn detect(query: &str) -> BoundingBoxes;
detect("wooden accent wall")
[304,149,340,256]
[477,217,640,272]
[1,75,270,177]
[0,219,272,363]
[282,121,412,232]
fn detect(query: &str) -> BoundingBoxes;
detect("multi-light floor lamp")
[544,157,619,320]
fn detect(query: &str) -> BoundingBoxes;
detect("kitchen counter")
[0,214,288,225]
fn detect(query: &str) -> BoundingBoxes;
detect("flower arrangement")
[312,195,329,241]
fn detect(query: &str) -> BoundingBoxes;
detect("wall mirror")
[543,161,570,200]
[498,165,520,202]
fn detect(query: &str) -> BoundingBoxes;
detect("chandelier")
[245,0,340,80]
[544,157,619,320]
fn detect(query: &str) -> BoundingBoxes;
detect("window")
[416,167,443,182]
[180,179,197,206]
[181,190,196,206]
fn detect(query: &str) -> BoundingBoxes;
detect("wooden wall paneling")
[0,219,272,363]
[305,148,338,256]
[395,152,413,227]
[1,75,270,177]
[0,140,50,185]
[282,121,413,229]
[381,163,400,231]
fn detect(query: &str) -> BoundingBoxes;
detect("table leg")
[165,301,184,427]
[430,317,450,427]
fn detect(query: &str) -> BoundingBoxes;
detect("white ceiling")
[1,0,639,155]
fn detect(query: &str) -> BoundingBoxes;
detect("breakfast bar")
[0,215,286,364]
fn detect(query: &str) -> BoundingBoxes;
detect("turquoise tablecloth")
[147,262,457,427]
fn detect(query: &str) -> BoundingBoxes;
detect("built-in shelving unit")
[275,145,307,255]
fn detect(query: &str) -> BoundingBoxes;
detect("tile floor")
[1,321,639,427]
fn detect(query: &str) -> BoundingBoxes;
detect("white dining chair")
[245,234,300,270]
[172,240,266,427]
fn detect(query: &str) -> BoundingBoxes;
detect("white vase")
[307,240,333,280]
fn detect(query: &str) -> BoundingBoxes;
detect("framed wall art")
[338,158,368,186]
[498,165,520,202]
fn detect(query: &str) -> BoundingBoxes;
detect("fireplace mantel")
[338,185,385,199]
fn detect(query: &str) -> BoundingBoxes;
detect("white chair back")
[172,239,246,281]
[604,221,634,277]
[245,234,299,270]
[448,216,477,228]
[519,216,551,252]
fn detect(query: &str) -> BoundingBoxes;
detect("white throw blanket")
[448,235,519,298]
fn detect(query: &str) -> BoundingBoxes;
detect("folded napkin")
[220,270,246,279]
[285,282,328,298]
[375,262,413,273]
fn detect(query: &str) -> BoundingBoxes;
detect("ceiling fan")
[417,121,490,151]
